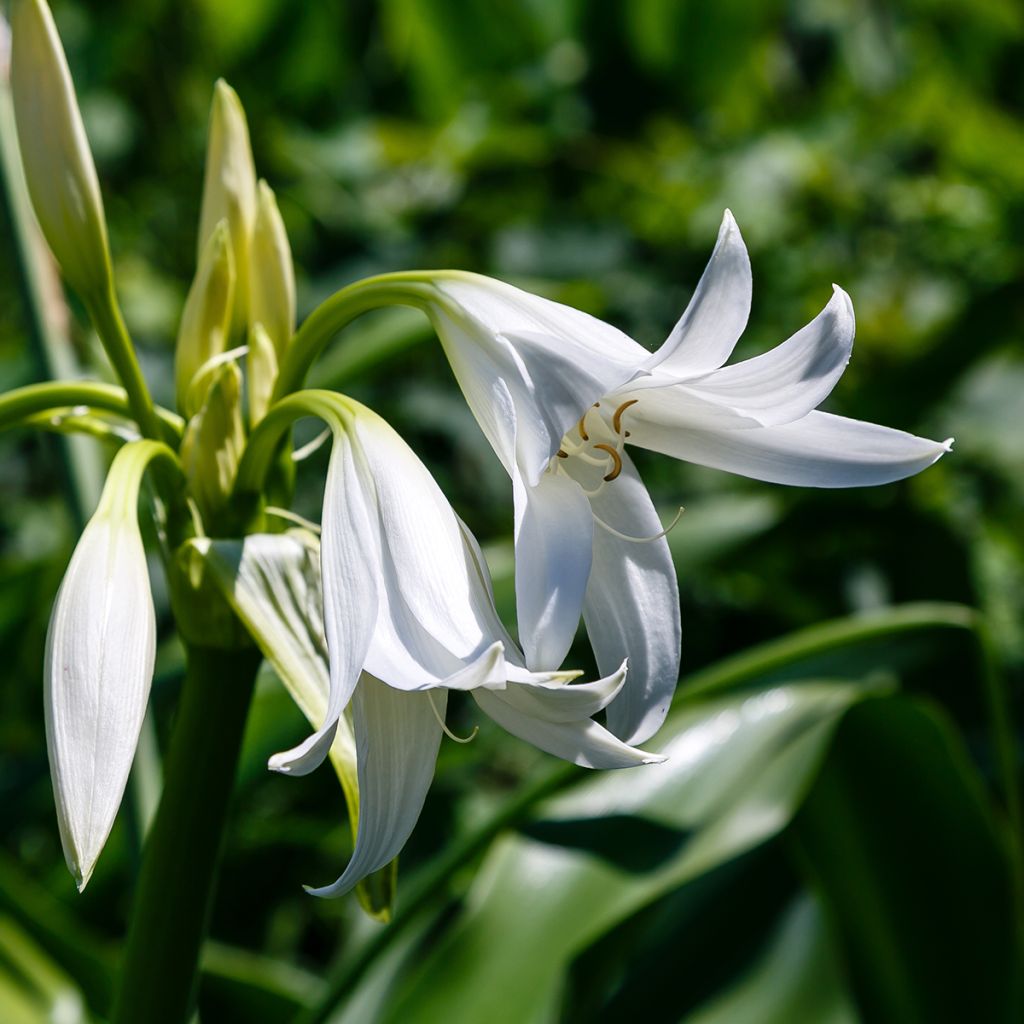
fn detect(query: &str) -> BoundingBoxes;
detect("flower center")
[552,398,638,493]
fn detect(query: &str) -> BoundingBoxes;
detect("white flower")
[412,211,953,745]
[43,440,176,890]
[233,392,661,897]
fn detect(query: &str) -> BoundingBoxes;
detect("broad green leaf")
[374,679,881,1024]
[0,915,87,1024]
[793,697,1021,1024]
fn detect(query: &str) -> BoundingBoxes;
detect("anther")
[593,443,623,482]
[557,449,569,459]
[577,410,590,441]
[612,398,639,434]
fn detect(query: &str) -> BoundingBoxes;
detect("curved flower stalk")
[234,390,661,897]
[44,440,180,890]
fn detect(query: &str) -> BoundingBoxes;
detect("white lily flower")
[44,440,177,890]
[408,211,952,744]
[238,391,661,897]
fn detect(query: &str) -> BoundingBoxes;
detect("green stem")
[273,273,434,401]
[0,380,183,443]
[113,644,261,1024]
[298,601,979,1023]
[83,284,164,442]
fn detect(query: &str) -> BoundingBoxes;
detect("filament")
[592,506,685,544]
[427,690,479,744]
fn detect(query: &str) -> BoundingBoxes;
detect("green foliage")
[0,0,1020,1021]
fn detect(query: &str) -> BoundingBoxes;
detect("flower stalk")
[112,643,262,1024]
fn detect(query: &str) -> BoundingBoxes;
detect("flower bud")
[247,320,278,425]
[180,361,245,523]
[198,80,256,337]
[175,220,235,417]
[9,0,113,297]
[249,180,295,355]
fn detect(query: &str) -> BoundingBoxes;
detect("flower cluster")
[5,0,950,905]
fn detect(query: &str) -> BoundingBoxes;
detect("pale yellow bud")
[9,0,112,297]
[180,361,245,524]
[247,321,278,425]
[198,80,256,337]
[175,220,235,417]
[249,180,295,355]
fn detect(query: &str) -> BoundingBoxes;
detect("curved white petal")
[499,660,628,723]
[514,470,594,672]
[44,516,155,891]
[628,409,953,487]
[306,676,443,898]
[351,407,514,688]
[583,450,680,744]
[275,430,378,775]
[430,273,646,483]
[683,285,855,426]
[473,687,663,769]
[647,210,752,376]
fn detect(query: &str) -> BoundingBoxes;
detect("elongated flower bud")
[180,360,245,523]
[175,220,235,417]
[247,321,278,424]
[44,440,175,890]
[198,80,256,337]
[9,0,113,297]
[249,180,295,354]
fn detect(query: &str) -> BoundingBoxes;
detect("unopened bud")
[9,0,113,297]
[198,80,256,337]
[247,321,278,425]
[175,220,234,417]
[249,180,295,357]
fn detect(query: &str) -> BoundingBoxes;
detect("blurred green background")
[0,1,1021,1021]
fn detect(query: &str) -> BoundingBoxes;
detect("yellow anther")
[612,398,639,434]
[577,411,590,441]
[593,443,623,482]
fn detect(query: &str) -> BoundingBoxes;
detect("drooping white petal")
[680,285,854,426]
[350,406,515,689]
[275,429,378,775]
[473,686,664,769]
[429,272,646,483]
[647,210,752,376]
[628,409,953,488]
[306,676,443,898]
[583,450,681,744]
[44,517,155,891]
[514,469,594,672]
[496,661,628,723]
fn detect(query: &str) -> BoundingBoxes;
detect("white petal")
[351,407,514,688]
[473,687,663,769]
[499,660,628,723]
[430,273,646,483]
[305,676,443,898]
[629,409,953,487]
[682,285,854,426]
[647,210,752,376]
[514,470,594,672]
[44,516,155,890]
[275,430,378,775]
[583,451,681,744]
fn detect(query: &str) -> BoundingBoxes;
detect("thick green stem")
[112,644,261,1024]
[273,274,433,401]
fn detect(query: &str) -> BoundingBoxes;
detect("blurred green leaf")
[793,697,1022,1024]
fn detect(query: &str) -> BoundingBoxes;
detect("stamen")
[265,506,322,534]
[577,410,590,441]
[592,506,685,544]
[612,398,639,434]
[292,426,332,462]
[593,443,623,481]
[427,690,479,744]
[557,449,569,459]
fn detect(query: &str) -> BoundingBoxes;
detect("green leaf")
[372,679,881,1024]
[793,696,1022,1024]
